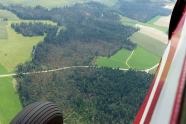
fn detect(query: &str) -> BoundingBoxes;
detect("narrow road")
[0,64,159,78]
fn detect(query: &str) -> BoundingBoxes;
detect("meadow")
[32,0,68,8]
[0,77,22,124]
[0,21,8,39]
[128,46,161,70]
[97,49,132,69]
[0,10,15,18]
[120,15,138,23]
[122,22,136,27]
[129,32,166,57]
[0,26,44,72]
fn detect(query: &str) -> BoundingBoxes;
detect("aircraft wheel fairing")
[10,101,63,124]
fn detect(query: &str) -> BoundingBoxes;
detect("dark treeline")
[111,0,171,22]
[7,2,120,24]
[16,67,154,124]
[11,22,58,37]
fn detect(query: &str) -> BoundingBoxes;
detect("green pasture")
[0,21,7,26]
[128,46,161,70]
[129,32,166,57]
[0,77,22,124]
[138,22,168,33]
[0,26,44,72]
[97,49,132,69]
[120,15,138,23]
[32,0,68,8]
[0,10,15,18]
[96,0,118,6]
[0,63,14,75]
[122,22,136,27]
[147,15,162,24]
[0,25,7,39]
[13,0,24,2]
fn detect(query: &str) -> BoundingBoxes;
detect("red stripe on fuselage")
[144,10,186,124]
[133,61,161,123]
[170,56,186,124]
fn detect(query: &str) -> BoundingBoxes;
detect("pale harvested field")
[164,5,174,9]
[135,24,168,44]
[153,15,171,28]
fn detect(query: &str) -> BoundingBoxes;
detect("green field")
[97,49,132,69]
[0,26,44,72]
[138,22,168,33]
[0,77,22,124]
[147,15,162,24]
[120,15,138,23]
[13,0,24,2]
[0,25,7,39]
[128,46,161,70]
[129,32,166,57]
[122,22,136,27]
[0,10,15,18]
[32,0,68,7]
[0,63,14,75]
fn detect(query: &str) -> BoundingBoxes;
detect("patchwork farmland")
[129,32,166,57]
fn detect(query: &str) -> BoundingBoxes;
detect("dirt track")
[135,24,168,44]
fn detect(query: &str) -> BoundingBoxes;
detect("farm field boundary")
[128,46,161,70]
[137,22,168,33]
[129,32,167,57]
[135,24,168,44]
[153,15,171,28]
[97,49,132,69]
[147,15,162,24]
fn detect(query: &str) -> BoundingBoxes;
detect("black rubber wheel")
[10,101,63,124]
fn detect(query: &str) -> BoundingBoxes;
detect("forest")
[15,67,154,123]
[10,2,138,72]
[11,22,58,37]
[7,1,159,123]
[111,0,171,22]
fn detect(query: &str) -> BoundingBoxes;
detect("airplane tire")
[10,101,63,124]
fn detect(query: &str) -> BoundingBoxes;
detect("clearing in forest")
[0,26,44,72]
[128,46,161,70]
[153,15,171,28]
[135,24,168,44]
[0,77,22,124]
[129,32,166,57]
[97,49,132,69]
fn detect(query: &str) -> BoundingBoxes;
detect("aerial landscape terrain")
[0,0,175,123]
